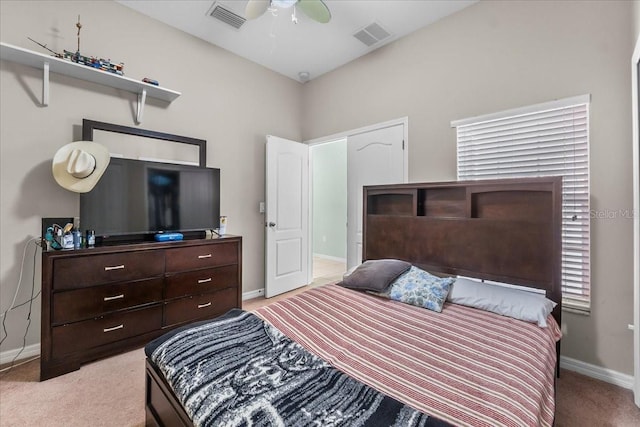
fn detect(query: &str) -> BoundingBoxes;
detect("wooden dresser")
[40,236,242,380]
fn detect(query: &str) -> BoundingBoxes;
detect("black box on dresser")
[40,236,242,381]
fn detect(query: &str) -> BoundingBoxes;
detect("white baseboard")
[0,343,40,366]
[243,288,265,300]
[560,356,634,390]
[312,253,346,263]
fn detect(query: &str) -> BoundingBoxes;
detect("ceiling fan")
[245,0,331,24]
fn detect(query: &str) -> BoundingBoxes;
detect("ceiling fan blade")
[245,0,270,20]
[297,0,331,23]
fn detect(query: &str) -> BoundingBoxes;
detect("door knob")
[267,222,276,227]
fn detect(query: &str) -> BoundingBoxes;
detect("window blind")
[453,96,591,312]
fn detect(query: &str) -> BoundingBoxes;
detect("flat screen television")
[80,158,220,242]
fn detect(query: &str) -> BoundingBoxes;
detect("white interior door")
[265,135,309,298]
[347,124,405,269]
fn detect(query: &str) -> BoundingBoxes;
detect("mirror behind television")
[80,119,220,245]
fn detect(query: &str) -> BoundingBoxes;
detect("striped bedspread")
[254,284,562,427]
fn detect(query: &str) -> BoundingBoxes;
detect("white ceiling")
[117,0,477,83]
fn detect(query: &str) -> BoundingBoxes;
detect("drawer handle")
[198,278,212,284]
[103,294,125,301]
[198,254,212,259]
[104,265,125,271]
[197,302,212,309]
[103,324,124,333]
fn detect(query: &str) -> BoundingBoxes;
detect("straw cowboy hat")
[52,141,110,193]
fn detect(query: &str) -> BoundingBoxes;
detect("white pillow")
[447,277,557,327]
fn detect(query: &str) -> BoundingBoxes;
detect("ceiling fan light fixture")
[272,0,297,8]
[245,0,330,23]
[297,0,331,24]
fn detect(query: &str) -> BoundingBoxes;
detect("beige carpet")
[1,288,639,426]
[555,368,640,427]
[0,349,145,426]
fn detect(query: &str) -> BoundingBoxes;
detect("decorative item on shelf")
[142,77,159,86]
[28,15,125,76]
[27,37,63,59]
[62,49,124,75]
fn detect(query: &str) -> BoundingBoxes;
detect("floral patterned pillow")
[382,266,454,312]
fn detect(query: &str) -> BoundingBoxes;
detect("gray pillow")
[448,277,557,327]
[340,259,411,292]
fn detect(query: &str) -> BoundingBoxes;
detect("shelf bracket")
[136,89,147,124]
[42,61,49,106]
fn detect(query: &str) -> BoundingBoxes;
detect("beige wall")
[634,0,640,39]
[0,1,302,353]
[302,0,635,375]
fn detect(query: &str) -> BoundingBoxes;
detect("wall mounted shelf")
[0,42,181,124]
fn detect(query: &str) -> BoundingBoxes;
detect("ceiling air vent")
[208,2,246,29]
[353,22,391,47]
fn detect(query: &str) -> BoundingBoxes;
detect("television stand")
[40,235,242,380]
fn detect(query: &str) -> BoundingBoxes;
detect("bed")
[144,177,563,427]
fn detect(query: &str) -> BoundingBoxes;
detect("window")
[451,95,591,312]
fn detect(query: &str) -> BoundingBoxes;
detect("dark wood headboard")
[362,177,563,328]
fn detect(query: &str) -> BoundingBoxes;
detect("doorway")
[310,139,347,285]
[307,117,408,283]
[264,118,408,297]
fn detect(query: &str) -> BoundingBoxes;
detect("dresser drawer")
[51,305,162,358]
[165,242,238,273]
[164,287,237,326]
[165,265,238,300]
[52,278,163,325]
[53,251,165,290]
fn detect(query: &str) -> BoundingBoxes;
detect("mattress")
[254,284,561,427]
